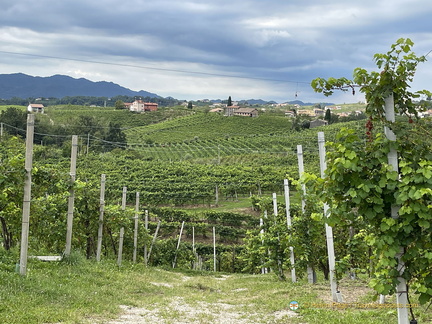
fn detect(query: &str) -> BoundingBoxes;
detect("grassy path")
[1,256,430,323]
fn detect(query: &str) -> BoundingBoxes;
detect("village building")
[224,105,240,116]
[224,106,258,117]
[233,107,259,117]
[129,100,158,112]
[27,103,45,113]
[297,109,316,117]
[310,119,328,128]
[209,108,224,113]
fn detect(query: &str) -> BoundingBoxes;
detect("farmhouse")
[234,108,259,117]
[129,100,158,112]
[27,103,44,113]
[209,108,224,113]
[310,119,328,128]
[224,106,259,117]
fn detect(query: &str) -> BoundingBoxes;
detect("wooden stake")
[213,226,216,272]
[19,114,34,276]
[96,174,106,262]
[133,192,139,263]
[65,135,78,256]
[117,227,124,267]
[117,186,127,266]
[318,132,337,301]
[284,179,296,283]
[147,221,161,263]
[144,210,148,265]
[384,94,409,324]
[297,145,315,283]
[172,221,185,268]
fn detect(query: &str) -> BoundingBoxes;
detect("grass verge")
[1,252,430,323]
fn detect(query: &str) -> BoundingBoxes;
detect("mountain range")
[0,73,332,106]
[0,73,159,99]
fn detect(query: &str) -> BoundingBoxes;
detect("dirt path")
[102,298,299,324]
[90,274,301,324]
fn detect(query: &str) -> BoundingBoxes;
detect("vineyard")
[2,39,432,324]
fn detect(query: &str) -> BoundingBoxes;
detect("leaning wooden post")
[318,132,338,302]
[96,174,106,262]
[117,186,127,266]
[133,192,139,263]
[172,221,185,268]
[65,135,78,256]
[19,114,34,276]
[384,94,409,324]
[147,220,161,263]
[284,179,296,283]
[297,145,315,283]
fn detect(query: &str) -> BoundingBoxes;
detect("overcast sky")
[1,0,431,103]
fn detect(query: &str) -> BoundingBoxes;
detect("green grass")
[1,252,430,324]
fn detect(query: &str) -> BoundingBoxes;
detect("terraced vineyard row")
[124,120,365,165]
[125,113,293,143]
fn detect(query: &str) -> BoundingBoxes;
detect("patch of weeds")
[60,250,85,266]
[186,282,217,292]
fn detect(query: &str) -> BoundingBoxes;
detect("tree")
[227,96,233,107]
[187,101,193,109]
[102,122,127,151]
[115,100,126,110]
[310,38,432,322]
[0,107,28,138]
[324,108,331,123]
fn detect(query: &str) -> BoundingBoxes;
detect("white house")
[27,103,44,113]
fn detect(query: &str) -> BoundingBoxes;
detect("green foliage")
[310,38,432,310]
[312,38,432,119]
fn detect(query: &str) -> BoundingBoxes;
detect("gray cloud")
[0,0,431,102]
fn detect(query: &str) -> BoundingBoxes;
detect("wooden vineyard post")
[65,135,78,257]
[172,221,185,268]
[297,145,316,283]
[317,132,338,302]
[133,192,139,263]
[260,216,267,274]
[117,186,127,266]
[272,193,285,280]
[384,94,409,324]
[19,114,34,276]
[147,221,161,263]
[96,174,106,262]
[117,227,125,267]
[144,210,149,266]
[192,226,198,270]
[213,226,216,272]
[284,179,296,283]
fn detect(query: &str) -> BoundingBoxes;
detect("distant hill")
[0,73,159,99]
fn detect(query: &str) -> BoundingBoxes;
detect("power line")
[0,50,311,84]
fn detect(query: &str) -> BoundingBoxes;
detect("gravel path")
[102,298,299,324]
